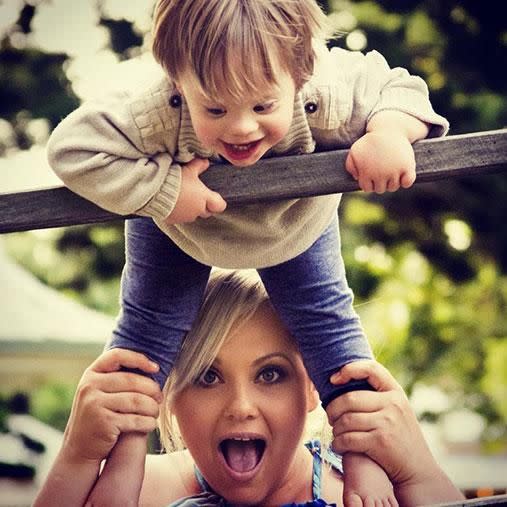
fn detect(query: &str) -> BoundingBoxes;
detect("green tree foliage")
[1,1,505,450]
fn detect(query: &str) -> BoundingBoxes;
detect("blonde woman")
[34,271,463,506]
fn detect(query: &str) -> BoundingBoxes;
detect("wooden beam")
[433,494,507,506]
[1,129,506,234]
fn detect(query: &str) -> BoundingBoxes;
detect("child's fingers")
[400,169,416,188]
[359,177,374,193]
[206,191,227,214]
[373,179,387,194]
[330,360,400,392]
[92,348,160,375]
[345,153,359,180]
[386,178,400,192]
[186,157,210,175]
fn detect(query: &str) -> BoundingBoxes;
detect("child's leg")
[257,215,372,405]
[258,215,396,506]
[110,217,212,386]
[90,217,211,506]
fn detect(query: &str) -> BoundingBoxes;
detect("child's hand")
[345,131,416,193]
[61,349,161,466]
[165,158,227,224]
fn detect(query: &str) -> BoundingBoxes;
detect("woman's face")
[172,303,319,505]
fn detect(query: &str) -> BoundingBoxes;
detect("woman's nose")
[224,384,259,421]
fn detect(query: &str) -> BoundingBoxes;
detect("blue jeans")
[108,216,373,407]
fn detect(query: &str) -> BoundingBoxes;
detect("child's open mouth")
[222,140,262,162]
[219,437,266,479]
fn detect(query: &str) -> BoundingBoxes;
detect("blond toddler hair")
[151,0,330,100]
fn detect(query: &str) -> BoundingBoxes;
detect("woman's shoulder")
[140,449,200,506]
[321,460,344,503]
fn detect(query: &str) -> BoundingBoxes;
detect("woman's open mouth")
[218,437,266,480]
[222,140,262,162]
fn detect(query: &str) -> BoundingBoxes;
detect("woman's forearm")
[33,447,101,507]
[394,461,464,506]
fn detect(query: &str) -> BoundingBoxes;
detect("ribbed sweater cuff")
[138,164,182,221]
[369,87,450,138]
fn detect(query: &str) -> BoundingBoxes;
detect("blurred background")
[0,0,506,504]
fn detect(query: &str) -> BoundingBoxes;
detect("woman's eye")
[207,107,225,116]
[253,102,275,113]
[197,369,220,386]
[258,366,285,384]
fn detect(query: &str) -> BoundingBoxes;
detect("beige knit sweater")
[47,46,449,268]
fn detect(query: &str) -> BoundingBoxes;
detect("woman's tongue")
[223,440,259,473]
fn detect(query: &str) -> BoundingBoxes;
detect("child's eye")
[257,366,286,384]
[206,107,226,117]
[197,368,221,387]
[253,101,276,113]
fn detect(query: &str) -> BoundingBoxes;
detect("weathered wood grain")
[1,129,506,234]
[432,494,507,506]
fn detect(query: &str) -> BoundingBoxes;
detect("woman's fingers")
[327,389,391,423]
[91,348,159,375]
[330,360,402,393]
[111,411,159,435]
[331,410,380,437]
[332,430,371,455]
[90,370,162,401]
[102,392,160,418]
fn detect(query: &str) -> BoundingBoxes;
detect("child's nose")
[229,113,258,138]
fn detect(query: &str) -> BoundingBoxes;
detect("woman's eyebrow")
[252,352,292,366]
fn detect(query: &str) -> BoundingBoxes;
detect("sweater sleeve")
[328,47,449,139]
[46,92,181,221]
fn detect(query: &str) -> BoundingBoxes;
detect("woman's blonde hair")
[158,269,271,451]
[151,0,331,99]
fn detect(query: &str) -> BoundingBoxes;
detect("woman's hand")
[328,361,446,487]
[62,348,162,466]
[33,349,162,507]
[327,361,464,505]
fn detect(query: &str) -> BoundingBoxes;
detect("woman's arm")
[327,361,464,506]
[33,350,161,507]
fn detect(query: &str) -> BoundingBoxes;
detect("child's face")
[178,70,296,167]
[172,303,318,505]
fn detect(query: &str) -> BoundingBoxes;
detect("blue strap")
[305,439,323,500]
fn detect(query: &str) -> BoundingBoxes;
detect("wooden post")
[1,129,506,234]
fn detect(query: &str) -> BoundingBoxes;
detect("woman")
[34,270,463,506]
